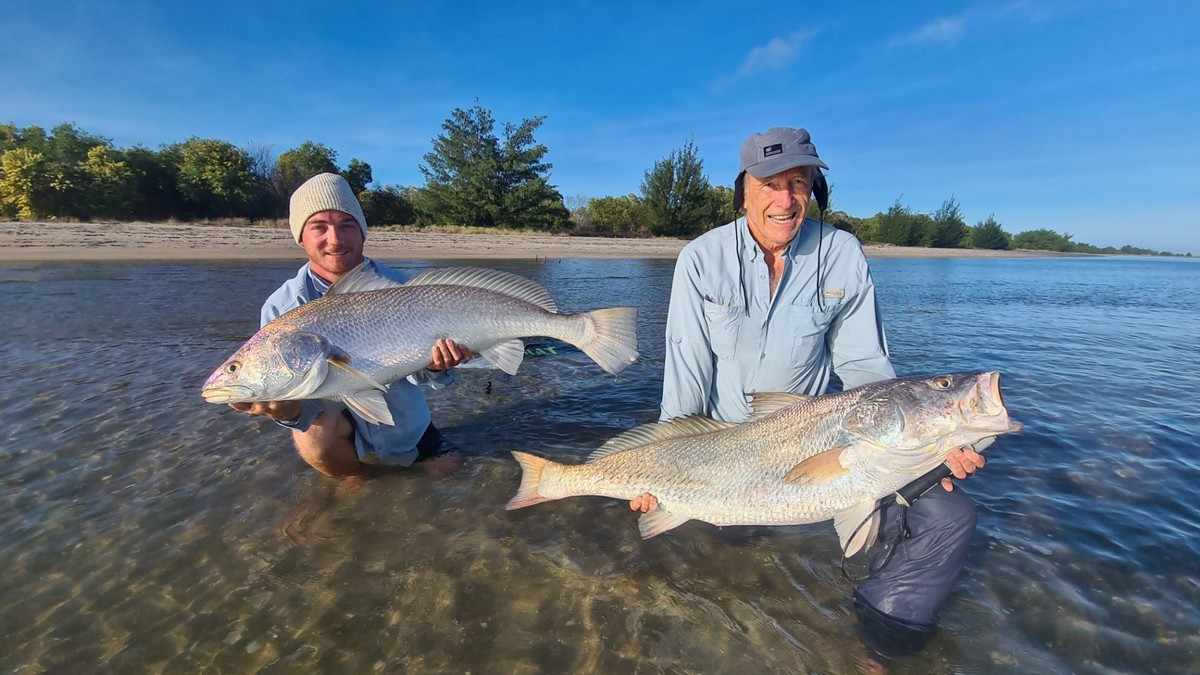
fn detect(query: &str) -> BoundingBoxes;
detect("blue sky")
[2,1,1197,253]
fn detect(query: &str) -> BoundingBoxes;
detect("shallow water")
[1,255,1197,673]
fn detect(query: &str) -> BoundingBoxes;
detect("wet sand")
[0,220,1072,261]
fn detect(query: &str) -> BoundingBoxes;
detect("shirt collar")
[737,217,812,262]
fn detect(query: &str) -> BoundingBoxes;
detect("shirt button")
[760,353,766,360]
[760,274,766,280]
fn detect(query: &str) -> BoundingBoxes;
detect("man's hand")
[630,492,658,512]
[427,339,472,371]
[229,400,303,423]
[941,446,986,491]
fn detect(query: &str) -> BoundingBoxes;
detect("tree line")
[0,107,1186,257]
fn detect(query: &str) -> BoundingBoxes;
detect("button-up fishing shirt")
[661,218,895,423]
[264,259,455,466]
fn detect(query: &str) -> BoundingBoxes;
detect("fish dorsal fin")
[834,501,881,557]
[327,261,407,295]
[403,267,558,313]
[479,339,525,375]
[746,392,810,422]
[588,416,736,461]
[782,445,852,485]
[638,506,691,539]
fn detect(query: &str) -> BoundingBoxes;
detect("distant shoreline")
[0,220,1085,262]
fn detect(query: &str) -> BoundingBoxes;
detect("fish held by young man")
[200,263,639,425]
[505,371,1021,556]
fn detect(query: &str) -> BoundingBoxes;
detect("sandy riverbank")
[0,221,1074,262]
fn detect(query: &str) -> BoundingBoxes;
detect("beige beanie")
[288,173,368,244]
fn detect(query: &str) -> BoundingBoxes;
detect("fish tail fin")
[505,451,555,510]
[575,307,639,375]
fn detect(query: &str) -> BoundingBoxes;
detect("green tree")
[0,147,50,218]
[970,214,1011,250]
[1012,228,1075,252]
[80,145,134,218]
[418,102,567,229]
[821,210,867,239]
[708,184,736,229]
[121,146,183,220]
[929,196,969,248]
[359,185,416,226]
[343,158,373,194]
[876,199,923,246]
[275,141,339,198]
[587,194,648,235]
[640,139,714,237]
[169,138,259,217]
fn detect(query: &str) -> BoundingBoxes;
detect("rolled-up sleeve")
[660,251,715,421]
[826,260,895,389]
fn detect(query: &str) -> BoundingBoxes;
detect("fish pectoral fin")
[782,445,851,485]
[834,501,881,558]
[638,506,691,539]
[480,340,525,375]
[340,391,394,426]
[327,353,388,391]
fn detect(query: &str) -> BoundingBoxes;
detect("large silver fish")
[202,263,638,425]
[506,371,1021,555]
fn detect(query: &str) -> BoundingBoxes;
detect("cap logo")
[763,143,783,158]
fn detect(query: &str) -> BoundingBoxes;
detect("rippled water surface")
[1,255,1197,673]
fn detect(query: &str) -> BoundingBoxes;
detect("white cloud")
[712,29,816,91]
[888,15,968,47]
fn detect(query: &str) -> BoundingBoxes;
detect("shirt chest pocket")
[703,301,744,361]
[788,303,839,370]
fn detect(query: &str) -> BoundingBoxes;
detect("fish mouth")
[971,371,1023,433]
[201,385,255,403]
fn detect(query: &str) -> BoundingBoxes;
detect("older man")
[230,173,469,477]
[631,128,986,655]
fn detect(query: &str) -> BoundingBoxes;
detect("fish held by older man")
[201,263,638,425]
[505,371,1021,556]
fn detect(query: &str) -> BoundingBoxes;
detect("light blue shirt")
[264,259,455,466]
[661,218,895,423]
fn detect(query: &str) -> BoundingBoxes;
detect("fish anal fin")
[834,501,881,557]
[480,340,525,375]
[637,506,690,539]
[782,445,851,485]
[341,391,393,426]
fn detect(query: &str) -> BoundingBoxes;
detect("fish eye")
[226,362,240,374]
[933,376,951,389]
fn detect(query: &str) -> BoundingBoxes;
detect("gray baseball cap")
[733,127,829,211]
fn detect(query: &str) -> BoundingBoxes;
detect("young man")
[229,173,469,477]
[631,128,986,655]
